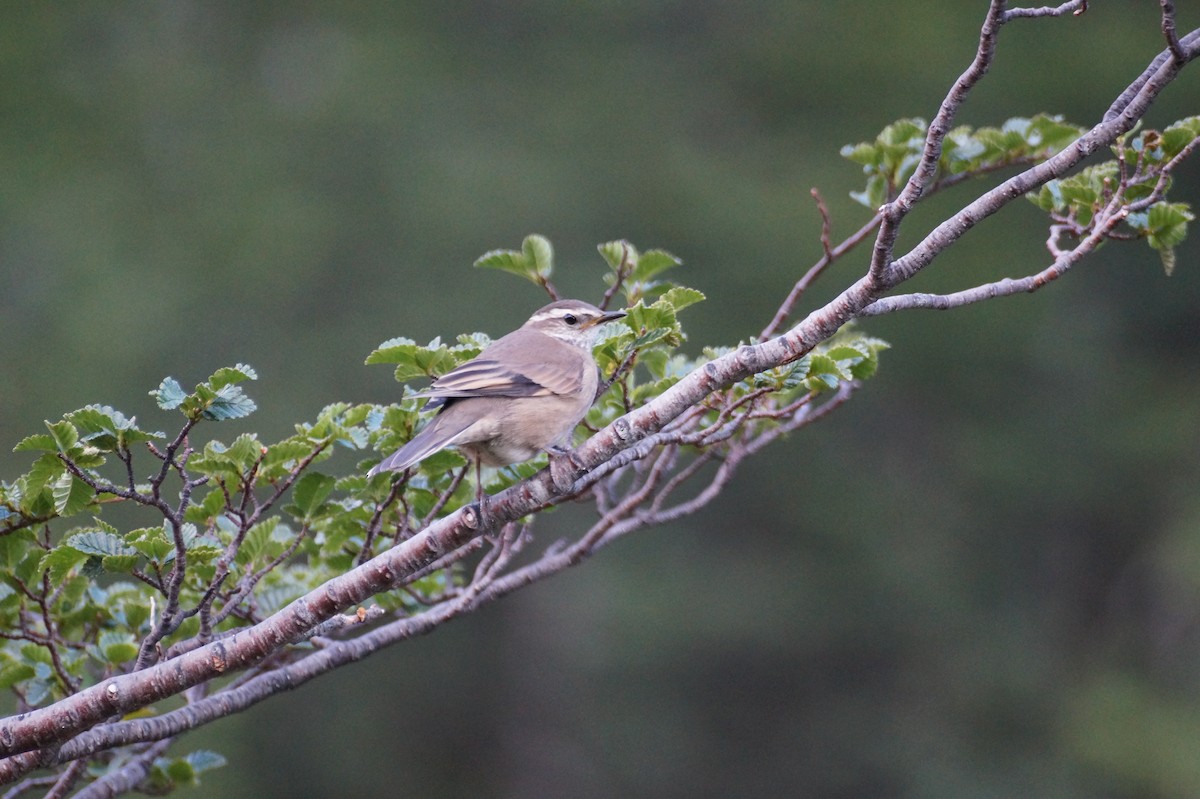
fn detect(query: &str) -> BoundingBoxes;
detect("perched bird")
[369,299,627,501]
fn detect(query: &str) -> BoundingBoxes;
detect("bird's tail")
[367,412,474,478]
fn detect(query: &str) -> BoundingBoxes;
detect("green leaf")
[38,546,89,584]
[12,434,57,453]
[164,757,197,786]
[235,517,280,566]
[290,472,336,519]
[127,526,174,562]
[101,553,141,572]
[1026,114,1085,152]
[195,433,264,474]
[522,233,554,279]
[802,354,851,391]
[474,234,554,286]
[365,338,459,383]
[0,662,36,690]
[364,336,417,366]
[98,631,139,665]
[66,529,137,558]
[659,286,705,312]
[473,248,530,278]
[597,240,636,272]
[1144,202,1193,251]
[44,420,79,453]
[0,529,35,570]
[51,473,92,517]
[418,448,468,474]
[24,677,52,707]
[631,249,682,282]
[25,453,65,496]
[1159,115,1200,158]
[208,364,258,391]
[201,385,257,421]
[151,377,187,410]
[1159,248,1177,277]
[63,405,162,451]
[151,367,259,422]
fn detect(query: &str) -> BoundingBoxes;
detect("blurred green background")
[3,2,1200,797]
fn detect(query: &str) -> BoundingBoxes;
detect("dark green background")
[3,2,1199,796]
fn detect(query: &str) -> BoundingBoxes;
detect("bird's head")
[522,299,627,348]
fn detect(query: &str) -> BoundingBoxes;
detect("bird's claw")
[548,448,580,493]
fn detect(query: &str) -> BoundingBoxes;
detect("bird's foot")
[475,491,493,530]
[547,446,581,493]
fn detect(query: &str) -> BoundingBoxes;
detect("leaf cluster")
[842,114,1084,208]
[151,364,259,422]
[1028,117,1200,274]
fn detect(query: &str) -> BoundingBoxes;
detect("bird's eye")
[563,314,578,326]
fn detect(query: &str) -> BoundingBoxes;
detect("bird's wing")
[416,331,584,401]
[417,359,550,399]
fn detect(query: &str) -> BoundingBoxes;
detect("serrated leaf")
[1160,116,1200,158]
[365,339,459,383]
[1144,201,1193,252]
[44,420,79,453]
[25,453,65,496]
[52,473,92,516]
[364,337,417,366]
[151,377,187,410]
[802,354,850,391]
[473,248,531,279]
[419,448,468,474]
[474,234,554,285]
[290,472,336,518]
[127,526,174,562]
[12,434,57,453]
[0,530,35,570]
[64,405,119,435]
[236,517,280,566]
[659,286,705,312]
[222,433,265,468]
[66,530,137,558]
[202,385,257,421]
[38,546,89,584]
[61,405,162,450]
[598,240,637,272]
[1159,247,1177,277]
[101,553,141,572]
[631,249,682,282]
[208,364,258,391]
[521,234,554,278]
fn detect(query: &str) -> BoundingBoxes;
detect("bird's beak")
[598,309,627,325]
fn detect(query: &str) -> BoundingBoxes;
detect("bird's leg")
[546,444,581,493]
[473,455,492,527]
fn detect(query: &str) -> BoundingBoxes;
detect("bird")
[369,299,627,506]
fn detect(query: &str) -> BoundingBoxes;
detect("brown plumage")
[369,300,626,481]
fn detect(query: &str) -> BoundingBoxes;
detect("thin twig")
[1004,1,1086,20]
[1160,0,1186,63]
